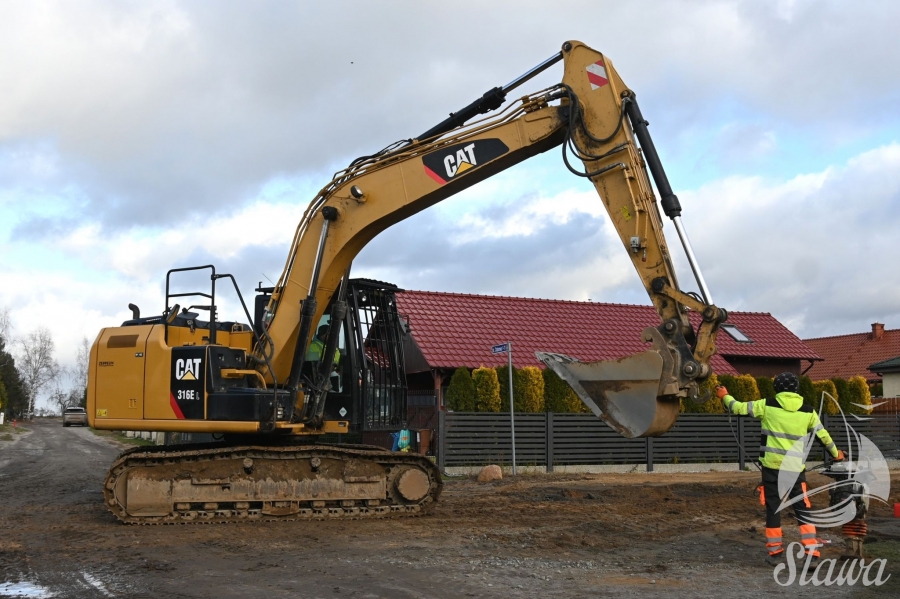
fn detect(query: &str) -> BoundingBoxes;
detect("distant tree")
[0,377,7,413]
[74,336,90,395]
[846,376,873,415]
[755,376,775,399]
[17,327,60,418]
[0,307,10,344]
[472,366,501,412]
[0,325,27,418]
[812,380,840,415]
[49,367,77,415]
[543,368,587,413]
[445,367,476,412]
[830,377,851,413]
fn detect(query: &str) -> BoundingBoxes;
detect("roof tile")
[804,328,900,381]
[396,291,816,375]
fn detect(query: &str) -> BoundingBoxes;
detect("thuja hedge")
[472,366,501,412]
[445,367,476,412]
[445,365,587,413]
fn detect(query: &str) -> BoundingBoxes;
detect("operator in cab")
[306,324,339,365]
[306,324,341,391]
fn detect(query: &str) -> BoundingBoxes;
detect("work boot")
[765,552,785,567]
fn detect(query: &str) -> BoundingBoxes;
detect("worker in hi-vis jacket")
[717,372,844,566]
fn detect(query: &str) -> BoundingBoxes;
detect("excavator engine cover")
[536,350,679,438]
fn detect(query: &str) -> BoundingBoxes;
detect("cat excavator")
[88,40,727,524]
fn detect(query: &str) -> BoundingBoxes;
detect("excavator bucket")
[536,349,680,438]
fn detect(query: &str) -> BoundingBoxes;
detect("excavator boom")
[260,40,726,437]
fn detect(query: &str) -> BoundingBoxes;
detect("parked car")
[62,407,88,427]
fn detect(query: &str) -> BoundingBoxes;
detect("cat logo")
[422,138,509,185]
[175,358,203,381]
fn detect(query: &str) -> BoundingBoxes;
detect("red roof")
[395,291,818,375]
[803,325,900,381]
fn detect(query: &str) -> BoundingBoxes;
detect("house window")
[722,324,752,343]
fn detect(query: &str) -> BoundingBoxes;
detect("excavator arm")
[257,40,726,437]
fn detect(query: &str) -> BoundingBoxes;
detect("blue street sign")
[491,343,509,354]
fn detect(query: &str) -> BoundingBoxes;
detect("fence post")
[737,415,745,471]
[822,414,828,464]
[438,409,446,471]
[646,437,654,472]
[546,412,554,473]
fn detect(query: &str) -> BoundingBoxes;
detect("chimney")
[871,322,885,340]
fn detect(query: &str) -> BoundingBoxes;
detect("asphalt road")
[1,420,898,598]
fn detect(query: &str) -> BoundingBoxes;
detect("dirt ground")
[1,419,899,598]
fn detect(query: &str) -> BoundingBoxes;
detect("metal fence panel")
[439,412,900,468]
[443,413,546,467]
[551,414,645,464]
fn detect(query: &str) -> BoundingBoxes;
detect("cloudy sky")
[2,0,900,403]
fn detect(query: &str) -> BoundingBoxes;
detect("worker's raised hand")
[835,449,845,462]
[715,385,728,399]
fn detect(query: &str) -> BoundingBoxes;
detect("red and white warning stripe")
[586,59,609,90]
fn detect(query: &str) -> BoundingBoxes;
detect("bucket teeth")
[536,350,679,438]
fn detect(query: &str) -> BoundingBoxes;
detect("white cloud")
[677,143,900,336]
[2,1,900,408]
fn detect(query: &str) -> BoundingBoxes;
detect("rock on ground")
[478,464,502,482]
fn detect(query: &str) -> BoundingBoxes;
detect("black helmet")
[773,372,799,394]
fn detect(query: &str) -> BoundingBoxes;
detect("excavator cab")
[254,278,409,433]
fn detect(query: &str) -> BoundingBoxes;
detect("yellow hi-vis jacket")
[306,338,340,365]
[722,391,839,472]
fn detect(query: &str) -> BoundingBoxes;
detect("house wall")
[723,357,802,378]
[883,372,900,398]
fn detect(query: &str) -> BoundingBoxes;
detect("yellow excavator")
[88,40,727,523]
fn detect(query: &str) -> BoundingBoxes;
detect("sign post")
[491,341,516,475]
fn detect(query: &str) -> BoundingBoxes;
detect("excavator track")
[103,443,442,525]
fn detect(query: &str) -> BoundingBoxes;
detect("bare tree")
[74,337,90,392]
[49,366,76,415]
[0,307,11,344]
[0,307,12,371]
[17,327,59,418]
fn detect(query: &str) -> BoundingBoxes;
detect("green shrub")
[799,375,817,406]
[472,366,501,412]
[718,374,759,403]
[495,365,545,413]
[445,367,476,411]
[755,376,775,399]
[518,366,545,413]
[830,377,851,413]
[812,380,840,415]
[871,382,883,397]
[495,364,519,412]
[682,373,724,413]
[846,376,872,415]
[543,368,587,413]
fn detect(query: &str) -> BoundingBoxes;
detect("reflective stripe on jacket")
[722,391,839,471]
